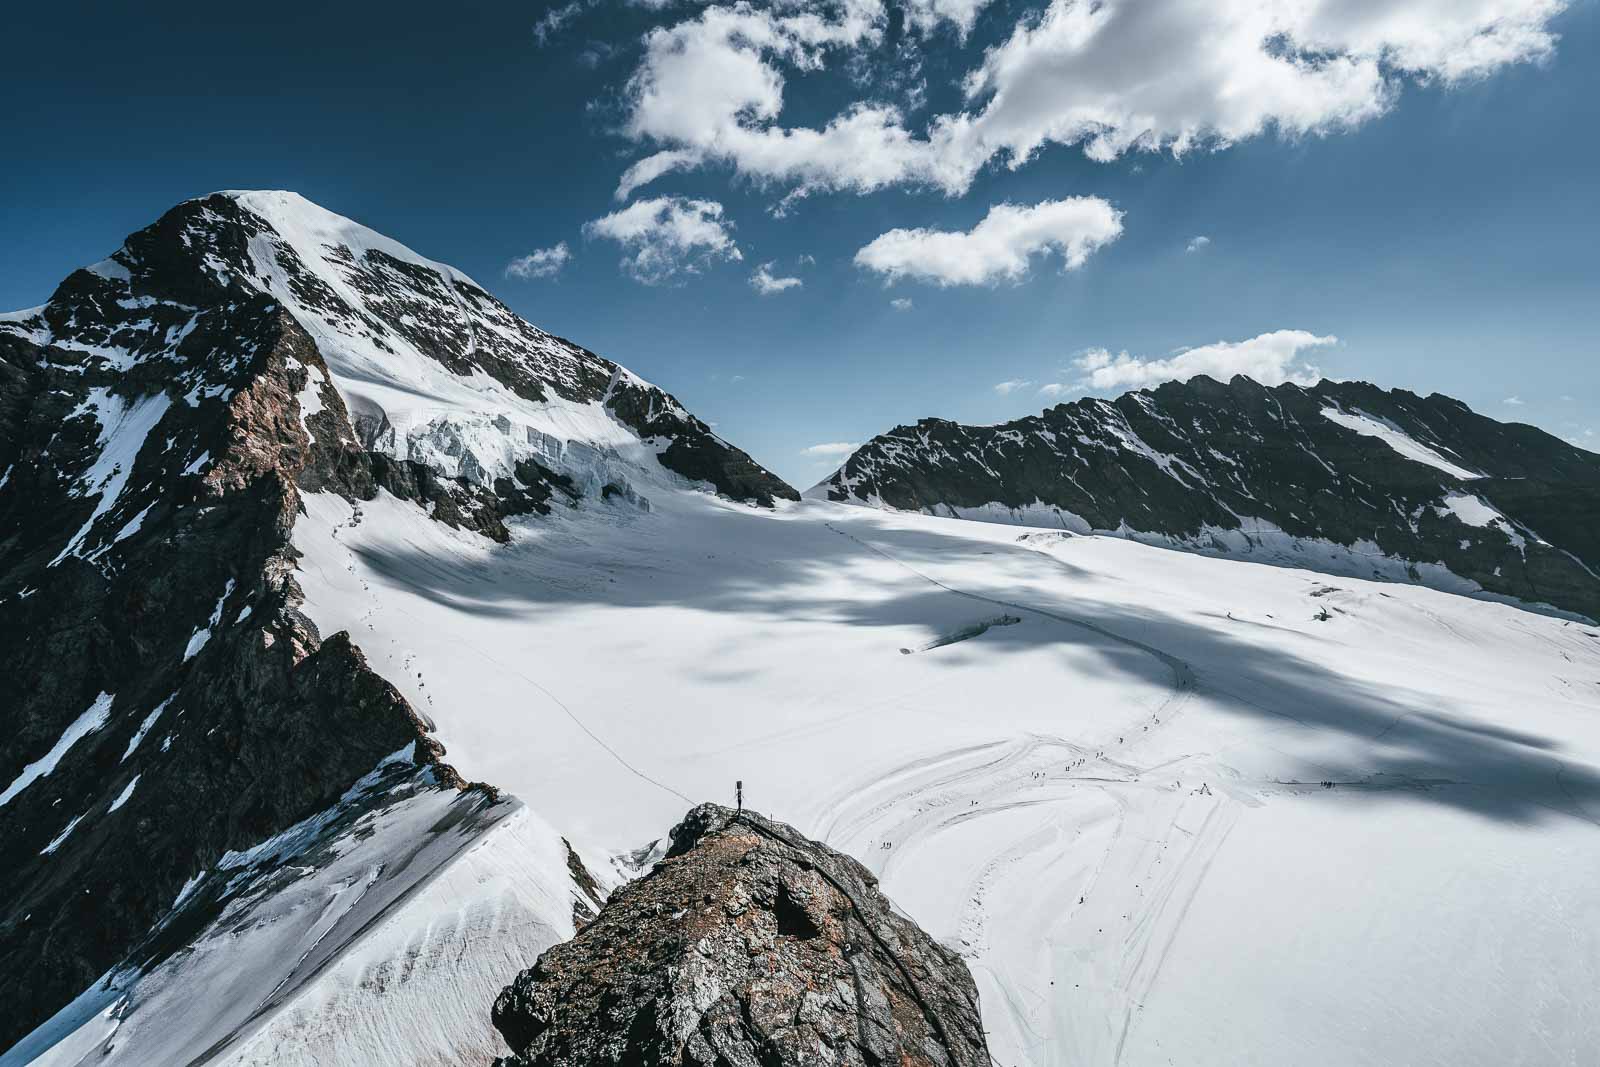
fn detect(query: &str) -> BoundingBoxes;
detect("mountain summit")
[809,375,1600,619]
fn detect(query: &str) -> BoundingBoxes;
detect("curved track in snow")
[818,522,1231,1066]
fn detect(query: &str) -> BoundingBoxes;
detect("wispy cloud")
[534,1,585,46]
[1503,395,1526,406]
[584,196,740,285]
[890,297,914,311]
[993,379,1034,396]
[1186,235,1212,253]
[800,441,860,457]
[750,261,802,295]
[504,242,572,280]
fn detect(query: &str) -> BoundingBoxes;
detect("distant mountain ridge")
[809,375,1600,619]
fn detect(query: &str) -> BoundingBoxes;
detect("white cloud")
[615,149,706,202]
[855,198,1123,286]
[615,3,912,201]
[750,261,803,294]
[903,0,995,37]
[1186,235,1212,253]
[1073,329,1339,390]
[579,41,616,69]
[889,297,914,311]
[612,0,1567,200]
[1503,395,1526,406]
[800,441,861,457]
[993,379,1033,395]
[584,196,741,284]
[504,242,572,280]
[534,1,585,46]
[1038,383,1070,398]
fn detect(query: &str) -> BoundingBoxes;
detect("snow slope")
[5,756,602,1067]
[282,483,1600,1067]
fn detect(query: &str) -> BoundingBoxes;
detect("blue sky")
[3,0,1596,488]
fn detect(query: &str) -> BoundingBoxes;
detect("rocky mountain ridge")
[0,190,795,1049]
[810,375,1600,619]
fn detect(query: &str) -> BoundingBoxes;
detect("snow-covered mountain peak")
[224,189,485,289]
[5,190,795,510]
[0,191,793,1052]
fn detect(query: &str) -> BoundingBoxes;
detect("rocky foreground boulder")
[491,803,991,1067]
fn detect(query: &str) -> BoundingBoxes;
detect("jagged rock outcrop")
[0,254,440,1048]
[0,190,795,1049]
[811,375,1600,619]
[491,803,990,1067]
[606,374,799,507]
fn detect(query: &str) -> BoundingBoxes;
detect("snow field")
[288,485,1600,1066]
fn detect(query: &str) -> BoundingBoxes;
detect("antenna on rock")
[736,780,743,813]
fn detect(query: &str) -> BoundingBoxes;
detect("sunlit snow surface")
[6,761,595,1067]
[286,487,1600,1067]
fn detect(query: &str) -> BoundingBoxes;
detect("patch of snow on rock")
[0,693,115,808]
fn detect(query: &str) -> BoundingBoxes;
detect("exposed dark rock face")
[368,452,579,543]
[813,375,1600,619]
[0,190,792,1050]
[607,373,799,507]
[491,803,990,1067]
[0,264,440,1049]
[563,837,606,930]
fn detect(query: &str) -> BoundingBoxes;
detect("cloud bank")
[1068,329,1340,390]
[613,0,1567,201]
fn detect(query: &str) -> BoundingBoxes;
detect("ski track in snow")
[817,521,1217,1065]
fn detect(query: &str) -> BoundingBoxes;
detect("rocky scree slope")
[811,375,1600,619]
[0,190,793,1050]
[491,803,991,1067]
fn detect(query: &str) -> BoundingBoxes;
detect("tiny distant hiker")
[736,780,743,813]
